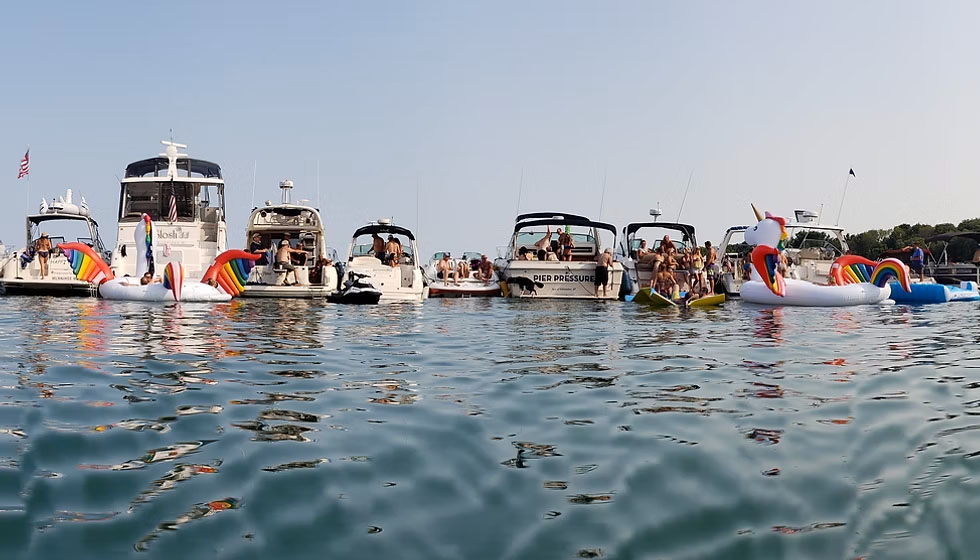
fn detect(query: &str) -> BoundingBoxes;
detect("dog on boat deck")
[508,276,544,296]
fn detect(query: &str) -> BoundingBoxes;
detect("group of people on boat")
[515,226,577,262]
[635,235,719,302]
[367,233,405,268]
[248,232,329,286]
[435,253,494,286]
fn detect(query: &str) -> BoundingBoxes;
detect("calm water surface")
[1,296,979,559]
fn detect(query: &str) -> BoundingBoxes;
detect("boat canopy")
[513,216,617,236]
[624,222,696,241]
[125,157,222,179]
[927,231,980,243]
[515,212,590,223]
[352,223,416,240]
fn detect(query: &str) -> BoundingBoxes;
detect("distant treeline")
[846,218,980,262]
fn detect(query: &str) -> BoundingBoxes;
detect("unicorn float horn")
[751,203,763,222]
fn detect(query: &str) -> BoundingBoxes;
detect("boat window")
[351,234,414,257]
[28,219,99,249]
[119,182,197,222]
[515,231,595,246]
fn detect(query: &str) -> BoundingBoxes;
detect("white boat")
[717,210,849,297]
[343,219,427,302]
[0,189,109,296]
[240,180,339,298]
[424,252,501,297]
[615,213,699,299]
[495,212,623,299]
[109,140,227,281]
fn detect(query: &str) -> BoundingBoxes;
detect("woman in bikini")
[35,233,52,279]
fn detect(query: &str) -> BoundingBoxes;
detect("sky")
[2,1,979,258]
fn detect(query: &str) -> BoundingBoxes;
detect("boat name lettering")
[157,228,191,240]
[532,274,594,283]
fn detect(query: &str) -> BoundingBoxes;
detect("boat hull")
[428,282,501,298]
[241,285,336,299]
[501,262,623,299]
[741,279,891,307]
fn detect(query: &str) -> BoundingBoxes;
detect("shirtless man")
[636,239,650,259]
[475,254,493,285]
[370,233,386,263]
[385,235,401,267]
[660,235,676,255]
[595,248,613,298]
[275,240,304,285]
[704,241,717,293]
[35,233,52,279]
[436,253,458,286]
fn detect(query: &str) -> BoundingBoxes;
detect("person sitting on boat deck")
[534,227,553,252]
[558,230,575,261]
[456,258,471,279]
[660,235,676,255]
[910,242,925,281]
[536,249,548,261]
[546,240,560,261]
[308,257,334,285]
[646,248,665,288]
[276,240,304,286]
[475,254,493,285]
[249,233,270,266]
[636,239,650,259]
[518,246,532,261]
[436,253,459,286]
[594,248,613,298]
[370,233,387,263]
[34,233,52,279]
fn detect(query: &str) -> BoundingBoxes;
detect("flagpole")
[835,171,853,226]
[24,146,30,214]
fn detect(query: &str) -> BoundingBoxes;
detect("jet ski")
[327,271,382,304]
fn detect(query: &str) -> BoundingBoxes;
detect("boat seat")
[271,263,290,285]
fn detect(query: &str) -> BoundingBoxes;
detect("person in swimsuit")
[704,241,717,293]
[436,253,458,286]
[475,254,494,285]
[910,242,925,281]
[534,227,553,252]
[690,246,705,292]
[558,230,574,261]
[636,239,650,259]
[595,248,613,298]
[660,235,676,255]
[35,233,52,279]
[370,233,386,263]
[385,235,401,267]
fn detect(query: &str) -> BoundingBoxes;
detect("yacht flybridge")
[496,212,623,299]
[0,189,109,296]
[241,180,339,298]
[109,140,226,280]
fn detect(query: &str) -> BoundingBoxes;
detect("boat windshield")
[515,231,595,246]
[119,181,224,222]
[351,234,415,258]
[784,227,847,258]
[28,218,104,253]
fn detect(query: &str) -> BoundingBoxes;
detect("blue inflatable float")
[888,281,980,304]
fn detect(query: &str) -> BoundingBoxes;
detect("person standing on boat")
[534,227,553,252]
[558,230,575,261]
[370,233,386,263]
[704,241,717,293]
[249,233,270,266]
[275,240,304,286]
[910,242,925,281]
[35,233,52,280]
[595,248,612,298]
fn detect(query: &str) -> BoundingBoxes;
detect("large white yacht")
[0,189,109,296]
[241,180,339,298]
[495,212,623,299]
[343,219,427,301]
[717,209,850,296]
[109,141,226,280]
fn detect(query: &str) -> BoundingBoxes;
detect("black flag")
[848,168,855,177]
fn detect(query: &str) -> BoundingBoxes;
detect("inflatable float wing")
[831,255,911,293]
[201,250,262,297]
[750,245,785,297]
[58,242,114,285]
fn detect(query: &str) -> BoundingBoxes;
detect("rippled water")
[1,297,979,559]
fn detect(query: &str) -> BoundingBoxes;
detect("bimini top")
[352,223,416,241]
[624,222,696,241]
[515,211,590,223]
[513,215,617,236]
[124,157,223,179]
[927,231,980,243]
[29,213,99,226]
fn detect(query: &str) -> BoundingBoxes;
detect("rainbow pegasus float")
[58,214,259,302]
[741,206,910,306]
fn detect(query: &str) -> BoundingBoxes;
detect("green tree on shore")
[845,219,980,262]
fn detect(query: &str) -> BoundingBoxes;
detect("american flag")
[17,150,28,179]
[167,185,177,222]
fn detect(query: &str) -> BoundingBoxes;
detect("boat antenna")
[515,167,524,215]
[598,166,608,221]
[835,168,854,225]
[676,169,694,222]
[250,160,257,209]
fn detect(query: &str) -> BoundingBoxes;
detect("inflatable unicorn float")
[741,205,910,306]
[56,214,259,302]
